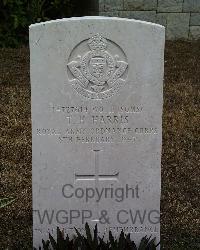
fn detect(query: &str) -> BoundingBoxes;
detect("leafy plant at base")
[0,197,15,208]
[35,223,160,250]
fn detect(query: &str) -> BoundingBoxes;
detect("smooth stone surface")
[157,0,183,13]
[190,13,200,26]
[104,0,123,11]
[30,17,164,249]
[183,0,200,12]
[189,26,200,39]
[119,11,157,23]
[124,0,157,11]
[99,0,105,11]
[166,13,190,39]
[156,13,167,27]
[99,11,120,17]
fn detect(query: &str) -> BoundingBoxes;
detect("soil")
[0,41,200,249]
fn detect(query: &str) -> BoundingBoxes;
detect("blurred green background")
[0,0,95,47]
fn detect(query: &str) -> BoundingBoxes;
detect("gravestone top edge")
[30,13,164,248]
[29,16,165,30]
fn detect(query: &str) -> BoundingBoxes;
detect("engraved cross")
[75,149,119,223]
[75,149,119,182]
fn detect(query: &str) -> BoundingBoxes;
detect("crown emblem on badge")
[88,34,107,51]
[67,34,128,100]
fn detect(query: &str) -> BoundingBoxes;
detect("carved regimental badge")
[67,34,128,99]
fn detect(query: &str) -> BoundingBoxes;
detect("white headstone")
[30,17,165,249]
